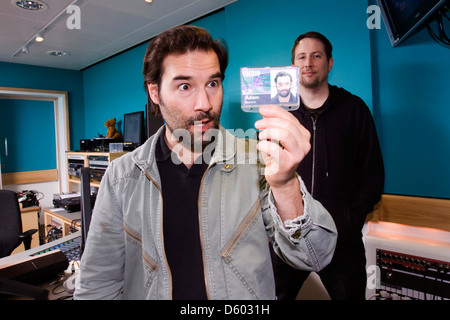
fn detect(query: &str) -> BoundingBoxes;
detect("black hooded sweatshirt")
[292,84,384,264]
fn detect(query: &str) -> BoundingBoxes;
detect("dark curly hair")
[143,25,229,116]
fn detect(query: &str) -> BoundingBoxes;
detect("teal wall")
[82,44,148,139]
[1,0,448,198]
[369,0,450,198]
[0,61,85,151]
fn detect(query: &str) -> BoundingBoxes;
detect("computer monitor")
[123,111,145,148]
[377,0,447,46]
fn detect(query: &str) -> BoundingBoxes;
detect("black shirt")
[155,130,209,300]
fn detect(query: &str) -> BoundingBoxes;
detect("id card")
[240,66,300,112]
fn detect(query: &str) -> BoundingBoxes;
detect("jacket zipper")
[197,161,217,300]
[311,115,317,197]
[144,171,173,299]
[221,198,261,259]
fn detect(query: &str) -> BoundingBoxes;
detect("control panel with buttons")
[30,237,82,263]
[376,249,450,300]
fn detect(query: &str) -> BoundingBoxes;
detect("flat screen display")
[378,0,446,46]
[123,111,145,146]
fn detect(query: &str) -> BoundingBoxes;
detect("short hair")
[291,31,333,64]
[274,71,292,84]
[143,25,229,116]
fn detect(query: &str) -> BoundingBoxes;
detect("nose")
[304,55,313,67]
[193,87,213,112]
[305,56,312,67]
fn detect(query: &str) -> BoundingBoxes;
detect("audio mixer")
[376,249,450,300]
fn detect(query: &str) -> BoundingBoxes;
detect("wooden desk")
[43,207,81,238]
[11,206,40,255]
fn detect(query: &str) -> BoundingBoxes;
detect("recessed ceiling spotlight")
[47,50,70,57]
[14,0,48,11]
[35,32,44,42]
[145,0,153,3]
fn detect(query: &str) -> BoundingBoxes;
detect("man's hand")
[255,105,311,221]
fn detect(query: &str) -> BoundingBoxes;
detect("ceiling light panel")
[47,50,70,57]
[14,0,48,11]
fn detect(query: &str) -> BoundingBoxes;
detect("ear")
[328,57,334,72]
[147,83,159,105]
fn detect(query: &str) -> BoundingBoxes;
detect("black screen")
[379,0,446,45]
[123,111,145,146]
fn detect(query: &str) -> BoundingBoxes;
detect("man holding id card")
[75,25,336,300]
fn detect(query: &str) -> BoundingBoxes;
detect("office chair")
[0,189,38,259]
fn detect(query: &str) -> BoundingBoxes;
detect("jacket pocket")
[123,223,159,299]
[220,199,275,299]
[221,199,261,259]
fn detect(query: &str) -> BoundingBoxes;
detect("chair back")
[0,190,23,258]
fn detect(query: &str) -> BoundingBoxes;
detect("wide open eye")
[178,83,190,91]
[208,80,220,88]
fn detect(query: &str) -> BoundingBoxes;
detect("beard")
[278,89,291,98]
[300,69,328,89]
[300,76,324,89]
[159,96,221,151]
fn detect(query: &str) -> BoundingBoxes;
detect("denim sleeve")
[74,162,125,300]
[262,175,337,272]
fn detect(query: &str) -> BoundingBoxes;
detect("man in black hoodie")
[272,31,385,300]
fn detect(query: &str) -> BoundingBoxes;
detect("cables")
[44,219,80,243]
[45,224,63,243]
[426,4,450,48]
[70,219,81,233]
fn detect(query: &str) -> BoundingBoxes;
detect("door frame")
[0,87,70,193]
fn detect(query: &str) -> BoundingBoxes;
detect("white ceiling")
[0,0,237,70]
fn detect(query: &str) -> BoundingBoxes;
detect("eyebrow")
[172,72,223,82]
[210,72,223,80]
[172,75,191,81]
[297,51,324,56]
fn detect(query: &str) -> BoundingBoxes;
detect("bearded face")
[148,49,223,152]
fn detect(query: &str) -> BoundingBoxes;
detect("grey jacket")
[74,125,337,300]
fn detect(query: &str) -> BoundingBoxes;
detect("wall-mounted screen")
[377,0,447,46]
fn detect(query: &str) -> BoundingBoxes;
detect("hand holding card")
[241,66,300,112]
[255,105,311,221]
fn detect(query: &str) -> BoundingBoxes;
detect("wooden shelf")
[43,207,81,238]
[367,194,450,232]
[66,151,127,191]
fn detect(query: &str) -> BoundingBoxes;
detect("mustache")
[302,67,316,73]
[187,111,219,125]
